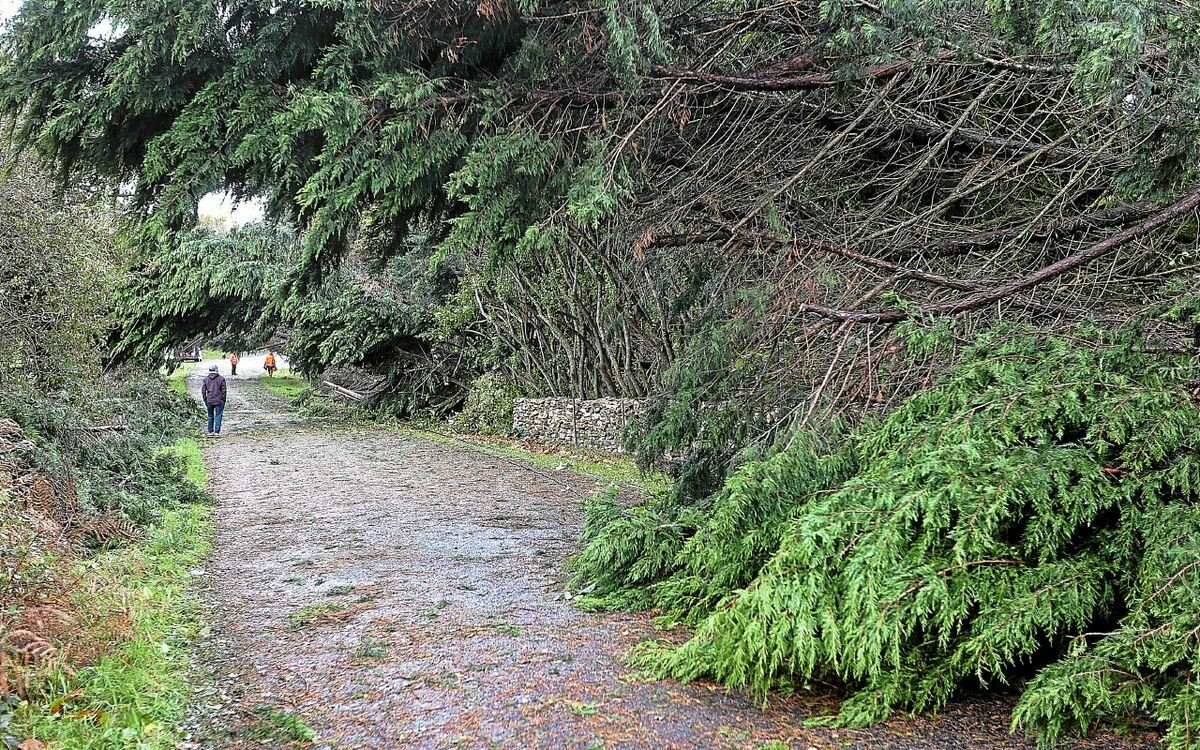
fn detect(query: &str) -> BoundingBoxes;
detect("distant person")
[229,352,239,376]
[264,351,277,377]
[201,365,227,437]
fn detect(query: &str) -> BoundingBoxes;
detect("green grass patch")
[12,502,213,748]
[248,706,316,743]
[259,371,308,403]
[351,636,389,661]
[159,436,207,486]
[287,603,346,630]
[491,622,523,636]
[420,599,452,620]
[398,425,667,495]
[10,434,212,747]
[567,701,599,717]
[164,367,190,397]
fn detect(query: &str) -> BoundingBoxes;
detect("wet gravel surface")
[180,373,1157,749]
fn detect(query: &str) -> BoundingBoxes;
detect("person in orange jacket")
[264,351,277,377]
[229,352,239,376]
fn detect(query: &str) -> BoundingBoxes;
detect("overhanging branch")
[650,50,955,92]
[795,187,1200,323]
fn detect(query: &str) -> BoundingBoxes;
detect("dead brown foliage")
[0,419,137,699]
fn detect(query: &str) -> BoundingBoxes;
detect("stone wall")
[511,397,646,453]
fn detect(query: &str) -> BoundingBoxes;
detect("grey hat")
[209,365,219,372]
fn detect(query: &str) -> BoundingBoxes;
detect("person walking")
[264,351,277,377]
[229,352,239,376]
[201,364,227,437]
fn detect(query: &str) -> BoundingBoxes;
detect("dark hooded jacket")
[201,372,227,406]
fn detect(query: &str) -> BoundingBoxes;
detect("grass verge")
[397,425,668,496]
[164,366,191,397]
[257,370,308,403]
[161,436,207,486]
[11,438,212,749]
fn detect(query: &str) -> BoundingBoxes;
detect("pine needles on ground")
[573,324,1200,746]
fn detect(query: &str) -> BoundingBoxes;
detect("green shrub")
[0,369,208,529]
[448,373,519,435]
[575,324,1200,747]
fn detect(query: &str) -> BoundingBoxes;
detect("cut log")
[322,381,365,401]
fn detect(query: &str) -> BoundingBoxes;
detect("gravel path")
[180,371,1156,750]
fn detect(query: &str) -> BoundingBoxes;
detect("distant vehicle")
[168,346,203,362]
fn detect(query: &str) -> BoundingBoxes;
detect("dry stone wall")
[511,397,646,453]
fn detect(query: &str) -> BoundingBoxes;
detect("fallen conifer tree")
[575,322,1200,747]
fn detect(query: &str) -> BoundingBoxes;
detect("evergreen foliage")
[631,296,774,500]
[0,372,207,528]
[0,145,201,531]
[448,372,520,434]
[114,219,461,410]
[5,0,1199,432]
[573,488,696,611]
[113,222,293,361]
[576,324,1200,745]
[4,0,1200,741]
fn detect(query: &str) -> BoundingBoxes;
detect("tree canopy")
[4,0,1199,429]
[5,0,1200,743]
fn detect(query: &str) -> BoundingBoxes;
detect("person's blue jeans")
[206,403,224,434]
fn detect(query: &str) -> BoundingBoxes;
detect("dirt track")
[180,369,1157,749]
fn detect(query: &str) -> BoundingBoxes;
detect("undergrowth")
[11,499,212,747]
[1,368,215,749]
[164,367,190,398]
[572,324,1200,747]
[0,371,205,527]
[446,373,518,435]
